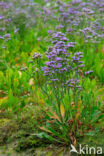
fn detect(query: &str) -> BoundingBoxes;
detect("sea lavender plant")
[36,31,99,145]
[42,32,90,117]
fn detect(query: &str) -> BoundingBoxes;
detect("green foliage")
[0,0,104,152]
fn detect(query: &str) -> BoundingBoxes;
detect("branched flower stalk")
[32,32,94,144]
[42,31,91,121]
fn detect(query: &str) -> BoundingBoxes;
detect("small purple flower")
[55,57,63,61]
[42,66,50,71]
[67,65,73,70]
[56,24,64,29]
[48,30,53,34]
[66,42,76,48]
[59,6,63,12]
[78,64,85,68]
[33,53,42,59]
[78,61,84,64]
[76,85,81,89]
[51,79,59,82]
[72,56,80,62]
[42,66,50,76]
[2,46,6,49]
[35,68,39,72]
[14,28,19,34]
[59,68,67,72]
[44,0,50,2]
[0,28,5,31]
[85,70,93,75]
[0,15,5,20]
[75,52,83,56]
[8,18,11,22]
[4,34,11,38]
[0,36,4,39]
[68,84,73,87]
[52,40,58,44]
[75,79,80,83]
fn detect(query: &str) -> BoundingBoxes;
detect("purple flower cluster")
[0,2,11,48]
[32,52,42,59]
[43,32,72,77]
[65,78,81,89]
[85,70,93,76]
[43,0,104,44]
[42,32,86,90]
[0,0,42,48]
